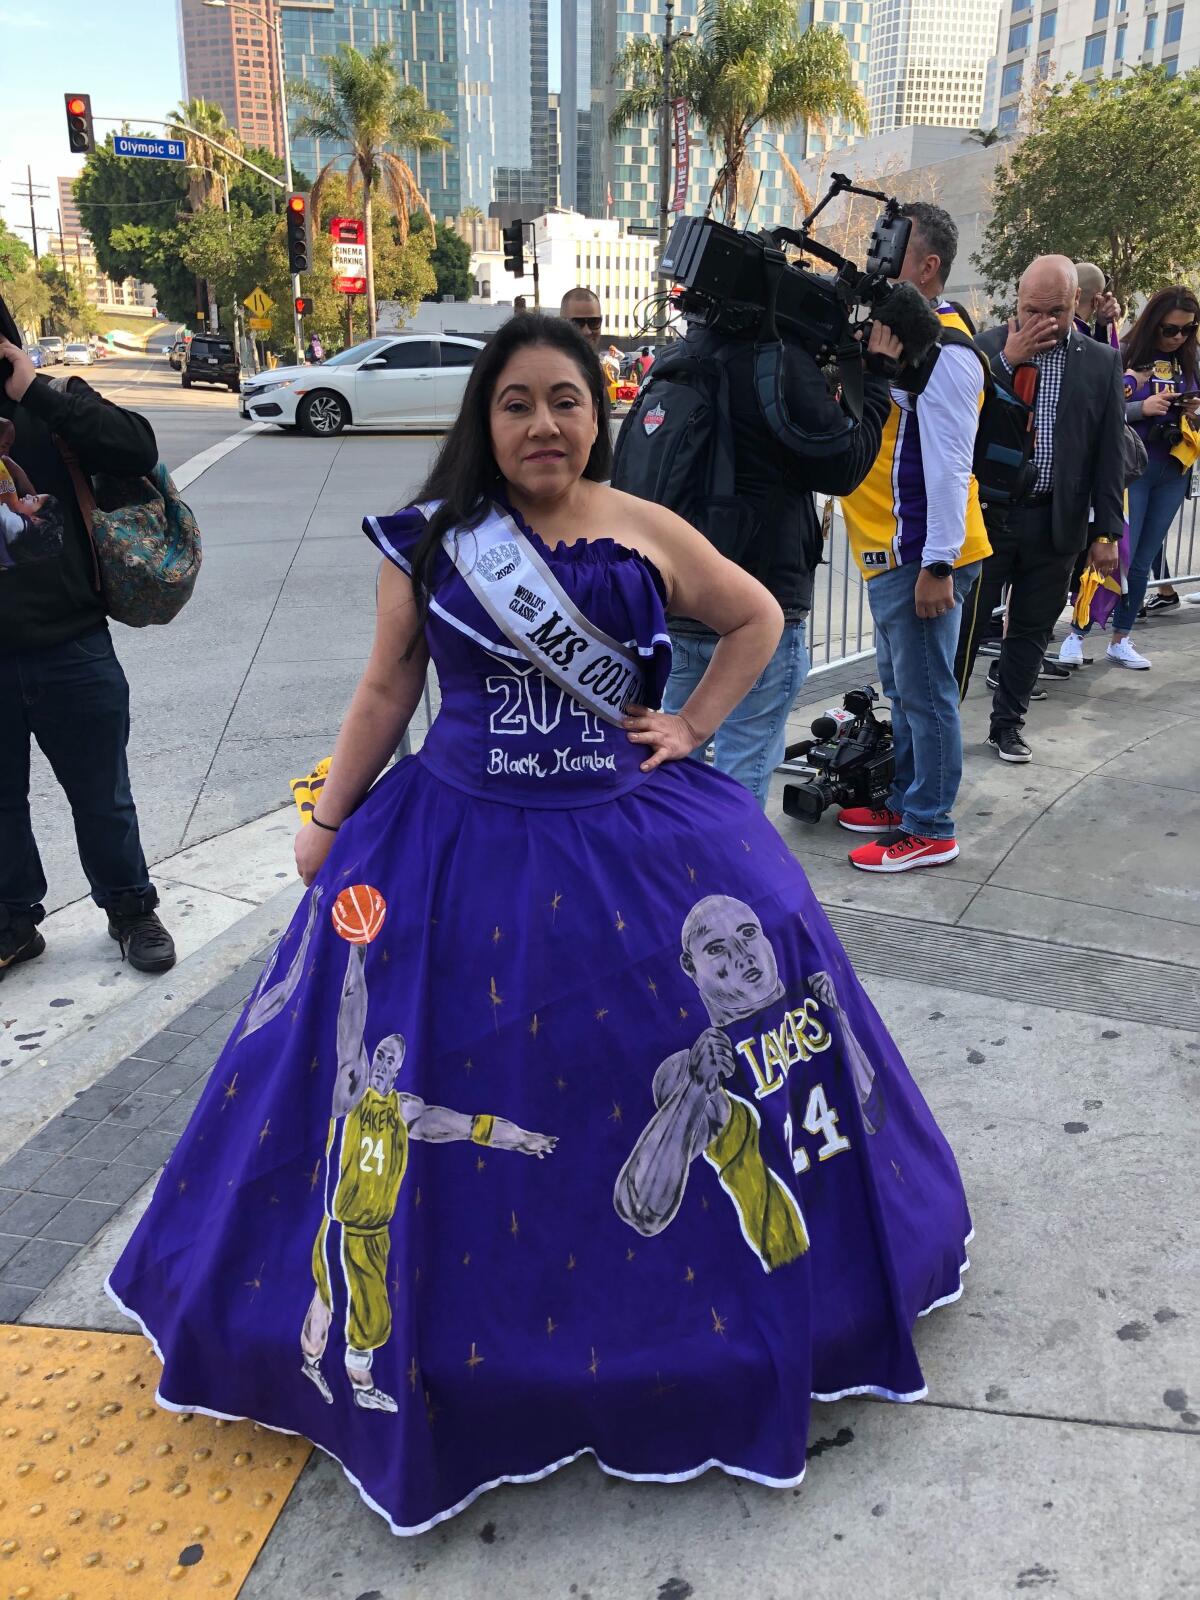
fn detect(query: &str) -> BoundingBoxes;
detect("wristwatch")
[925,561,954,578]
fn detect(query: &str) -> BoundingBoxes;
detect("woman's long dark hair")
[1121,286,1200,384]
[407,312,612,623]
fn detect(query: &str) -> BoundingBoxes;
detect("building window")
[1001,61,1023,95]
[1083,33,1105,68]
[998,105,1019,132]
[1093,0,1108,19]
[1165,7,1183,44]
[1164,54,1178,76]
[1144,14,1158,49]
[1039,10,1056,40]
[1037,51,1052,79]
[1009,20,1030,50]
[1114,24,1126,58]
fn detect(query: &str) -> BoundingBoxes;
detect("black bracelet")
[310,815,340,833]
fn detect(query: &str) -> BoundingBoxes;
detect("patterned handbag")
[59,445,202,628]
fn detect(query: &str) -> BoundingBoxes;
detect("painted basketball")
[331,884,387,944]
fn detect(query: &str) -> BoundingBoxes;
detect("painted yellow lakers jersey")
[331,1088,408,1231]
[841,307,990,579]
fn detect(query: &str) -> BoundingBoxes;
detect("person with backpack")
[612,287,897,809]
[840,203,991,873]
[0,305,176,977]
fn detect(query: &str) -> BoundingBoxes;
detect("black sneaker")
[987,663,1045,701]
[1145,591,1181,613]
[989,728,1032,764]
[0,908,46,978]
[1039,658,1071,680]
[107,893,176,975]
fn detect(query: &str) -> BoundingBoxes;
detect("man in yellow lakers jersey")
[614,896,811,1273]
[301,942,557,1412]
[840,202,990,876]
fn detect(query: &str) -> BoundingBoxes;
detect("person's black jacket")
[0,374,157,652]
[675,329,890,626]
[975,324,1125,552]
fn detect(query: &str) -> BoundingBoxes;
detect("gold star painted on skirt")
[566,1253,577,1271]
[684,1265,695,1284]
[475,1155,486,1173]
[414,1187,423,1208]
[463,1057,474,1074]
[555,1076,567,1091]
[309,1161,322,1192]
[686,863,697,883]
[653,1372,678,1398]
[489,977,504,1029]
[391,1265,402,1298]
[244,1263,266,1299]
[614,910,626,932]
[492,926,502,945]
[465,1342,485,1371]
[222,1073,239,1108]
[510,1210,520,1240]
[742,839,751,851]
[529,1013,541,1038]
[425,1387,439,1424]
[177,1179,188,1195]
[309,1056,320,1075]
[626,1247,635,1262]
[678,1006,689,1021]
[609,1102,623,1124]
[892,1160,904,1183]
[382,947,391,963]
[546,1316,558,1337]
[594,1007,609,1022]
[290,1004,300,1023]
[647,976,659,998]
[257,1118,271,1146]
[549,890,562,919]
[588,1348,600,1380]
[711,1307,727,1339]
[408,1358,419,1393]
[463,1252,471,1267]
[700,1194,709,1211]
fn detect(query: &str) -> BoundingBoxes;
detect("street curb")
[0,880,303,1165]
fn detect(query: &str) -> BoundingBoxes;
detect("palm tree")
[289,43,448,336]
[165,98,243,331]
[964,126,1004,147]
[610,0,866,227]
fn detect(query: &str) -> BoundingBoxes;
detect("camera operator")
[1099,287,1200,669]
[657,319,899,810]
[1074,262,1122,350]
[0,299,176,977]
[839,203,988,873]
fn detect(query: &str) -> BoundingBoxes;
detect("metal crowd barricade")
[808,496,873,678]
[1149,477,1199,590]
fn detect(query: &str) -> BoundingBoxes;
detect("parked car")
[240,334,486,436]
[169,337,189,370]
[27,345,44,369]
[183,334,239,392]
[63,342,95,366]
[37,337,65,365]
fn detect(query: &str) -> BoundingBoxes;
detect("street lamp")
[204,0,303,362]
[657,0,692,335]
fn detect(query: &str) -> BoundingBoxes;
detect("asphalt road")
[74,351,247,473]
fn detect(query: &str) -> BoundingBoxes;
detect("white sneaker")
[1184,593,1200,605]
[1059,633,1084,666]
[352,1383,398,1413]
[1106,639,1151,670]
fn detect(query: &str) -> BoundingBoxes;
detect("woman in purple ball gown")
[109,314,971,1535]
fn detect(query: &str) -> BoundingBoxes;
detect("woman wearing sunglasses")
[1106,287,1199,668]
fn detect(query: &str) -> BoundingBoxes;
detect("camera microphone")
[810,716,840,741]
[872,283,943,370]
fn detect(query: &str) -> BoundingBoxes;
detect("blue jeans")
[0,628,153,917]
[663,622,810,809]
[867,561,980,841]
[1112,455,1190,634]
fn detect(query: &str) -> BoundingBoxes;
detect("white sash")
[429,501,647,728]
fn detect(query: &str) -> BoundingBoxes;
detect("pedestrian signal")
[502,220,525,277]
[295,297,314,316]
[65,94,95,156]
[285,193,312,274]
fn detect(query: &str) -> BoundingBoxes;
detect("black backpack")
[908,327,1038,510]
[610,344,766,570]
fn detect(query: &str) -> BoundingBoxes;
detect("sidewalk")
[1,609,1197,1599]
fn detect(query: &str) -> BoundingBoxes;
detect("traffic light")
[64,94,94,155]
[285,193,312,274]
[295,297,314,316]
[502,220,525,276]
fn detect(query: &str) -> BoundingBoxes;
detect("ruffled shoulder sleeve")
[363,505,429,575]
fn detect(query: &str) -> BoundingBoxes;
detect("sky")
[0,0,561,254]
[0,0,183,252]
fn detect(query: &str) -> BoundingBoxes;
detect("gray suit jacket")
[977,325,1126,553]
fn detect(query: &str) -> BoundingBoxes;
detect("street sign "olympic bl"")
[113,135,185,162]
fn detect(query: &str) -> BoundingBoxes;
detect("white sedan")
[63,342,95,366]
[240,334,485,436]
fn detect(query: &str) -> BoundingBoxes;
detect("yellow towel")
[290,757,332,824]
[1170,415,1200,473]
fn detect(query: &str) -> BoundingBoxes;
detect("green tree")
[175,204,276,332]
[610,0,865,225]
[0,217,31,282]
[974,66,1200,312]
[289,42,448,335]
[414,218,472,302]
[36,260,98,338]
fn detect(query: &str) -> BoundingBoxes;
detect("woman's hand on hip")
[295,822,336,886]
[622,704,707,772]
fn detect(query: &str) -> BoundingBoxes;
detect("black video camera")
[658,173,934,366]
[781,686,895,826]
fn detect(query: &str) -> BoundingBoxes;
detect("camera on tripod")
[781,687,895,825]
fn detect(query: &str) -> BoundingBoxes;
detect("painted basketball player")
[302,939,558,1412]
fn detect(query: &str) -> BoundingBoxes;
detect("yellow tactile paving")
[0,1325,311,1598]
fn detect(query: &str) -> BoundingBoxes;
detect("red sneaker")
[837,805,903,833]
[848,830,960,873]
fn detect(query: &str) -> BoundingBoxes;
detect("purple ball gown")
[108,505,971,1535]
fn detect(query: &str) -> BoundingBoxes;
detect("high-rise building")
[983,0,1199,133]
[177,0,285,157]
[868,0,1000,134]
[57,177,84,241]
[798,1,872,161]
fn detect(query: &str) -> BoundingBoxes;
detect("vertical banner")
[671,99,690,212]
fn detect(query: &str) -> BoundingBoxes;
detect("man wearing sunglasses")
[561,287,605,354]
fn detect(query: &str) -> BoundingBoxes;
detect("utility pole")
[12,167,51,259]
[56,210,68,273]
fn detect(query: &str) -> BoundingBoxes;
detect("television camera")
[781,687,896,826]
